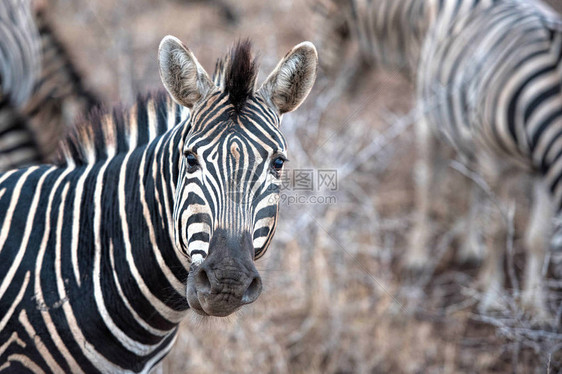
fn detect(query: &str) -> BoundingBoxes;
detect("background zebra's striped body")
[0,0,42,170]
[0,37,317,372]
[21,6,100,163]
[0,2,100,172]
[0,0,41,108]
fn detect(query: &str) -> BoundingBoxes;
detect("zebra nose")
[241,273,262,305]
[194,266,212,295]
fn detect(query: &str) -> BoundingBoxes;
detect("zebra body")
[419,1,562,168]
[0,38,318,372]
[0,93,190,373]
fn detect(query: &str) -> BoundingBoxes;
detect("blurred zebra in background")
[0,37,318,372]
[0,0,42,169]
[314,0,500,83]
[0,0,100,171]
[21,4,100,162]
[317,0,562,319]
[418,0,562,317]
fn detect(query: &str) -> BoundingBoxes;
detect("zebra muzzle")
[185,229,262,317]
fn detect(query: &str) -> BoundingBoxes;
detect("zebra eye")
[271,157,285,172]
[185,152,199,171]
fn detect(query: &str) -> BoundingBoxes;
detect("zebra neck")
[97,127,190,318]
[49,130,192,370]
[66,128,190,347]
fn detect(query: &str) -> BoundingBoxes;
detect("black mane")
[57,91,181,166]
[223,40,258,113]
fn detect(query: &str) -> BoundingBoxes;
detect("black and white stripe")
[416,0,562,314]
[0,0,40,107]
[21,6,100,162]
[319,0,562,317]
[0,3,100,172]
[0,0,42,170]
[315,0,500,78]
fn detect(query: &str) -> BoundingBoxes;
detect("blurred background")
[35,0,562,372]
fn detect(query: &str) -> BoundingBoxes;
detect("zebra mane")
[212,40,258,113]
[57,90,183,166]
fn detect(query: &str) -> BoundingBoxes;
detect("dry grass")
[45,0,562,372]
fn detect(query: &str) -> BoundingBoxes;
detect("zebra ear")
[158,35,215,108]
[258,41,318,115]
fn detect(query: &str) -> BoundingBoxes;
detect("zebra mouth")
[186,265,244,317]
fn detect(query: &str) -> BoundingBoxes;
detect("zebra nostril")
[195,268,211,295]
[241,275,262,305]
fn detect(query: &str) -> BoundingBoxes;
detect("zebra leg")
[521,178,552,322]
[404,117,439,271]
[457,183,485,264]
[477,225,506,312]
[476,157,507,312]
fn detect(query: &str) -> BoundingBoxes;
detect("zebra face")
[159,36,317,316]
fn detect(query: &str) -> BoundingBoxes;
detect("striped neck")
[51,94,192,371]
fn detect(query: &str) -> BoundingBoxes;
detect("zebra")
[314,0,501,87]
[315,0,502,262]
[416,0,562,317]
[0,1,100,172]
[316,0,561,319]
[0,36,318,372]
[0,0,42,169]
[20,4,101,163]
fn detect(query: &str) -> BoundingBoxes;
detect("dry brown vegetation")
[46,0,562,372]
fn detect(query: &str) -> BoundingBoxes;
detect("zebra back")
[315,0,500,79]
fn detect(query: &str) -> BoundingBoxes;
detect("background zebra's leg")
[476,156,507,312]
[405,116,439,271]
[457,183,485,264]
[522,178,553,322]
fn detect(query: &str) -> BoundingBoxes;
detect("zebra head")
[158,36,318,316]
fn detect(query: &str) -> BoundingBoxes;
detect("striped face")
[159,36,317,316]
[173,93,286,265]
